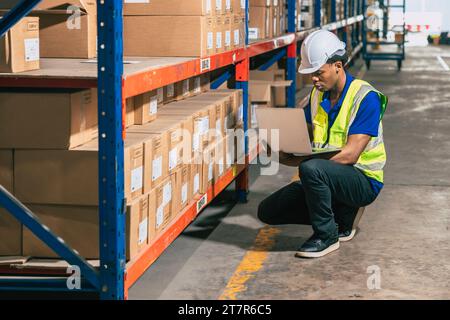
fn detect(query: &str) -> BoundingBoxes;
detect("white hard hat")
[298,30,347,74]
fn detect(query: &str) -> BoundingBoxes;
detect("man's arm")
[330,134,371,165]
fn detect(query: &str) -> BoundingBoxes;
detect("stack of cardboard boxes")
[298,0,315,30]
[249,0,286,41]
[123,0,246,57]
[0,82,244,262]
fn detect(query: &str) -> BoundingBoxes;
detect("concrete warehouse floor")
[129,46,450,300]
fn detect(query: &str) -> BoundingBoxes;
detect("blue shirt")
[304,72,384,195]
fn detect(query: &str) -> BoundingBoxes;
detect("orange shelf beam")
[248,34,296,57]
[123,48,247,99]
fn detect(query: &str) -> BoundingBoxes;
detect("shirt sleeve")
[304,103,312,124]
[348,91,381,137]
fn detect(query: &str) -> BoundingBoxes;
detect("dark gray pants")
[257,159,379,240]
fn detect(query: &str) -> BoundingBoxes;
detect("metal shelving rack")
[0,0,365,299]
[362,0,406,70]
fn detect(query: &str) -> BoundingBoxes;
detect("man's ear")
[335,61,343,73]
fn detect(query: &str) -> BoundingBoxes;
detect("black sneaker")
[338,229,357,242]
[295,235,340,258]
[338,207,365,242]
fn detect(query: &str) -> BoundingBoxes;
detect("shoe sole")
[295,241,340,258]
[339,229,357,242]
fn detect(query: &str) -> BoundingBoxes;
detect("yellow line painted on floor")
[219,226,281,300]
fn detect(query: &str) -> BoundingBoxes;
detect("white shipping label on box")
[225,31,231,48]
[216,32,222,49]
[216,119,222,134]
[163,182,172,206]
[24,38,39,62]
[206,0,212,13]
[207,32,214,50]
[149,96,158,115]
[156,206,164,228]
[208,163,213,181]
[226,0,231,10]
[249,28,259,40]
[183,80,189,96]
[194,173,200,194]
[241,0,245,8]
[157,88,164,103]
[169,148,178,171]
[203,117,210,135]
[238,104,244,122]
[152,156,162,181]
[219,163,224,175]
[216,0,222,11]
[138,218,148,245]
[193,133,200,152]
[182,183,188,204]
[131,166,143,192]
[273,0,278,6]
[194,77,201,94]
[167,84,174,97]
[234,30,240,46]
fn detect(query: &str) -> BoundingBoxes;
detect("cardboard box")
[232,14,245,48]
[201,143,215,193]
[159,100,215,156]
[214,137,226,180]
[164,83,176,104]
[123,0,214,16]
[22,204,99,259]
[124,16,215,58]
[250,0,272,6]
[214,15,224,54]
[128,119,183,175]
[189,74,211,96]
[0,150,21,256]
[0,207,22,256]
[134,90,158,125]
[21,194,151,260]
[175,79,192,101]
[14,133,152,206]
[249,79,292,107]
[189,156,202,198]
[0,16,39,73]
[0,149,13,193]
[0,88,97,149]
[223,14,233,51]
[155,112,194,165]
[151,177,173,234]
[19,1,97,58]
[214,88,242,128]
[233,0,246,14]
[142,133,169,192]
[125,97,135,128]
[126,193,152,261]
[177,164,191,211]
[249,6,270,40]
[250,69,286,106]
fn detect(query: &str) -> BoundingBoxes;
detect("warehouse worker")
[257,30,387,258]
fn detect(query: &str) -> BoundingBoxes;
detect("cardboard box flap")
[249,80,291,102]
[0,256,30,266]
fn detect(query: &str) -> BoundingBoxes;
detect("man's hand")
[330,134,371,165]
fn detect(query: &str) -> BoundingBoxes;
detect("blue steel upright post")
[97,0,126,300]
[235,0,250,203]
[314,0,322,28]
[286,0,297,108]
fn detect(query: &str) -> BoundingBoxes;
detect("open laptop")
[255,107,341,157]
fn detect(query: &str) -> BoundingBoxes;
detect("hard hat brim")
[298,63,322,75]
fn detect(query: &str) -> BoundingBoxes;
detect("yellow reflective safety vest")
[310,79,388,183]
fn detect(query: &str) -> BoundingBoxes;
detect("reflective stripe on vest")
[310,79,388,183]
